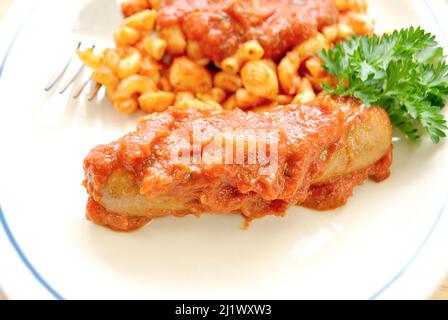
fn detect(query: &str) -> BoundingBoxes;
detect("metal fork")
[44,42,101,100]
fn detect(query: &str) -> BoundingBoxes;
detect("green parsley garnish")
[319,27,448,143]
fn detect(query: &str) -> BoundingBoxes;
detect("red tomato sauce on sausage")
[84,97,392,231]
[302,149,392,210]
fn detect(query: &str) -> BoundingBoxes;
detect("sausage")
[83,97,392,230]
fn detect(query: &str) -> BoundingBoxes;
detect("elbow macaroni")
[186,41,204,60]
[115,75,157,100]
[236,88,266,110]
[139,56,161,85]
[78,3,372,114]
[142,35,167,61]
[278,33,328,95]
[77,48,102,69]
[122,9,156,31]
[197,88,227,104]
[241,60,279,99]
[169,57,212,94]
[114,26,140,46]
[221,40,264,74]
[292,78,316,105]
[117,48,142,79]
[92,66,119,90]
[139,91,175,113]
[160,24,187,56]
[214,72,243,92]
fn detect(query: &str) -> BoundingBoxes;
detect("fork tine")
[72,76,92,99]
[59,63,85,94]
[87,81,102,101]
[45,42,81,91]
[60,44,97,94]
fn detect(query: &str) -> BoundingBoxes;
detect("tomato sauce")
[86,198,151,232]
[302,149,392,210]
[156,0,339,61]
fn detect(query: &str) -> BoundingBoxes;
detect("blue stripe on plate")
[370,0,448,299]
[423,0,448,45]
[369,200,448,299]
[0,207,64,300]
[0,2,64,300]
[0,0,447,301]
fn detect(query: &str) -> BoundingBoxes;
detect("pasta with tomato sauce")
[78,0,373,114]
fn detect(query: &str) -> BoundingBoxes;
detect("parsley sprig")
[319,27,448,143]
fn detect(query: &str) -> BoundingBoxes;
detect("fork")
[44,42,101,100]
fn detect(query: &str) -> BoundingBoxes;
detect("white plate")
[1,0,448,300]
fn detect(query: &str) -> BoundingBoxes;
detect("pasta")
[235,88,266,110]
[186,41,204,60]
[221,40,265,74]
[213,72,243,93]
[114,26,140,46]
[122,9,156,31]
[305,57,326,78]
[78,1,373,114]
[115,75,156,101]
[241,60,279,99]
[121,0,151,18]
[292,78,317,105]
[103,49,120,73]
[344,12,374,35]
[222,94,237,110]
[138,91,175,113]
[114,98,139,113]
[91,66,118,90]
[77,47,102,69]
[174,91,195,107]
[334,0,367,13]
[117,48,141,79]
[278,51,301,95]
[278,33,329,95]
[139,56,161,85]
[142,35,167,61]
[160,24,187,56]
[197,87,227,104]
